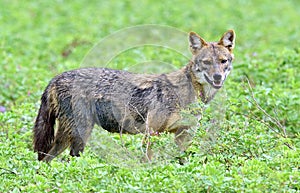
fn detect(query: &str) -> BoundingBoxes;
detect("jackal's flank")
[33,30,236,161]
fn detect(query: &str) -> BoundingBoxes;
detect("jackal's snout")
[213,73,222,82]
[212,73,223,88]
[204,73,223,89]
[211,73,222,87]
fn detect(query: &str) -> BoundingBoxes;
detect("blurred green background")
[0,0,299,192]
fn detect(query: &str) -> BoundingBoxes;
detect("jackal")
[33,30,235,162]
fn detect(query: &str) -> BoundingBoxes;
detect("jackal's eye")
[202,60,211,65]
[221,59,228,64]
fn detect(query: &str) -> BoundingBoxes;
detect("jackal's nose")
[213,74,222,81]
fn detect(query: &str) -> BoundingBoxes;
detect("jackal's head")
[189,30,235,89]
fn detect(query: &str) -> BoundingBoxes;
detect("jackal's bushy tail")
[33,89,56,161]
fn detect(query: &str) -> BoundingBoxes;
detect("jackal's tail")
[33,89,56,161]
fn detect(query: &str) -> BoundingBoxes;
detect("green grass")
[1,0,300,192]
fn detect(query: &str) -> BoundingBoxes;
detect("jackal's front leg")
[140,133,154,162]
[174,127,195,152]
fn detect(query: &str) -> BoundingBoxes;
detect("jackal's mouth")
[204,74,223,89]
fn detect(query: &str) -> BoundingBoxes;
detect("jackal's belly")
[94,100,156,134]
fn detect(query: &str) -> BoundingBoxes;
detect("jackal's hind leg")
[69,122,94,157]
[69,137,85,157]
[42,122,71,162]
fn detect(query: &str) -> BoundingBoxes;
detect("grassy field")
[1,0,300,192]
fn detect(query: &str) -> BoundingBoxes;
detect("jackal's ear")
[218,30,235,52]
[189,32,207,54]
